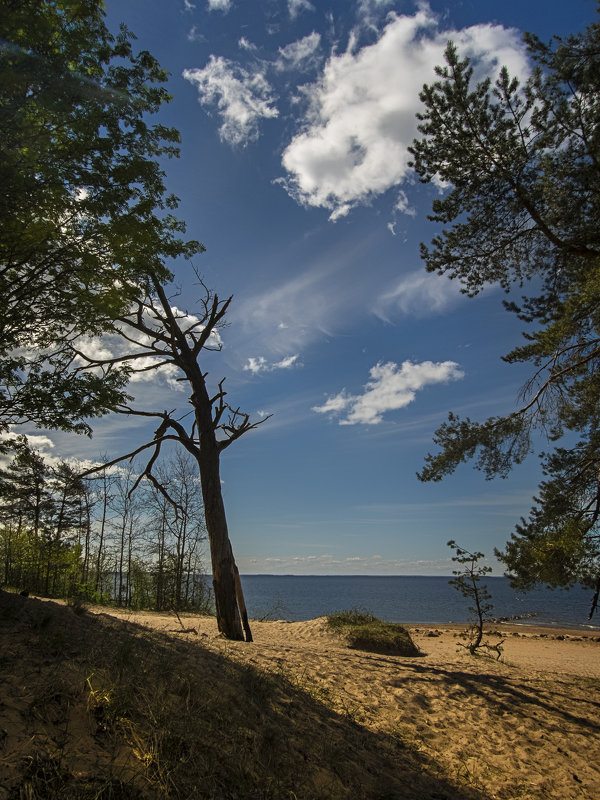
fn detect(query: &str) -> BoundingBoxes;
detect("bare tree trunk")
[95,476,108,596]
[198,442,244,640]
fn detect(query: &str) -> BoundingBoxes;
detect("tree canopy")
[409,13,600,612]
[0,0,202,434]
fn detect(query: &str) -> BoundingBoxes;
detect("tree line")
[0,436,211,613]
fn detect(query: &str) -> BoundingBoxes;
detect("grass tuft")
[326,608,421,656]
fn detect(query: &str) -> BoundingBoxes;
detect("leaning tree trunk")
[198,445,245,640]
[190,383,248,640]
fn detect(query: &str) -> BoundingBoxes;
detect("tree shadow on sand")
[358,650,600,732]
[0,591,490,800]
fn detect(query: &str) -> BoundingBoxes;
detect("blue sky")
[27,0,596,574]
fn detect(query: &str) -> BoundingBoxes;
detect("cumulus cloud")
[207,0,231,12]
[183,57,278,146]
[372,269,465,321]
[275,32,321,71]
[288,0,314,20]
[279,7,527,219]
[244,354,302,375]
[313,359,464,424]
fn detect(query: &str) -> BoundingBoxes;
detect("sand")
[1,594,599,799]
[93,607,600,800]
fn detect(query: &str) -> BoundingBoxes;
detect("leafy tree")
[409,14,600,613]
[0,437,85,594]
[0,0,201,434]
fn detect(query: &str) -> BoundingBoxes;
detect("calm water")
[239,575,600,630]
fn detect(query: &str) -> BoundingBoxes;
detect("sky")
[23,0,597,575]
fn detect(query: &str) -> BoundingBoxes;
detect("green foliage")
[326,609,420,656]
[0,438,213,612]
[0,0,202,433]
[448,541,502,658]
[411,14,600,610]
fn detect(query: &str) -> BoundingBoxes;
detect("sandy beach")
[1,595,599,799]
[95,607,600,800]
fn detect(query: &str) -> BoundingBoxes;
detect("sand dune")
[97,608,600,800]
[2,594,599,799]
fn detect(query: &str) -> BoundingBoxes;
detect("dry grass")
[0,591,482,800]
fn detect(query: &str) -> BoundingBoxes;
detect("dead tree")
[73,277,268,640]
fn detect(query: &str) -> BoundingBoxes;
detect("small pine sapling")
[448,540,504,659]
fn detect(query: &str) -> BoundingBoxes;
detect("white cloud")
[394,189,416,217]
[313,359,464,424]
[187,26,204,43]
[236,553,454,575]
[238,37,257,52]
[372,269,465,321]
[183,57,278,146]
[207,0,231,12]
[288,0,314,20]
[279,6,527,219]
[73,303,221,392]
[275,32,321,71]
[232,250,351,355]
[183,0,196,11]
[244,354,301,375]
[357,0,394,20]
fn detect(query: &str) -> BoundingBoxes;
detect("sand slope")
[1,595,599,799]
[100,609,600,800]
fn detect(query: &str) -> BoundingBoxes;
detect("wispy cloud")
[238,36,257,52]
[183,57,278,146]
[244,354,302,375]
[230,231,378,357]
[237,553,455,574]
[279,7,527,219]
[313,359,464,425]
[372,269,465,321]
[275,32,321,71]
[288,0,315,20]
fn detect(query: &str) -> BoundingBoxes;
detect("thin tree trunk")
[95,479,108,596]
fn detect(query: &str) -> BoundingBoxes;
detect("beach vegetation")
[327,608,420,656]
[448,541,504,658]
[411,13,600,615]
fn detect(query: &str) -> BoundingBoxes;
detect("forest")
[0,436,212,612]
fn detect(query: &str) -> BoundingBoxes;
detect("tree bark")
[198,439,245,641]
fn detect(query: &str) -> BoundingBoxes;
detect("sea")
[239,575,600,631]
